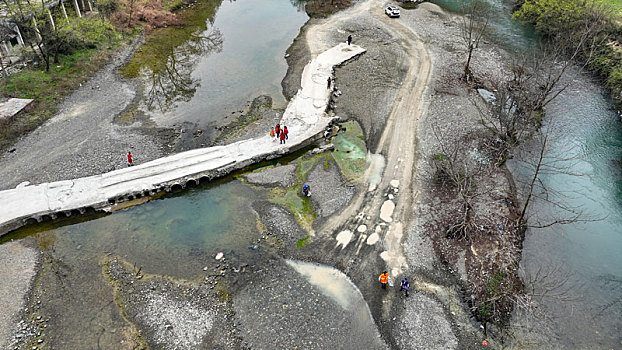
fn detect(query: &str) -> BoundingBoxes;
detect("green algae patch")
[332,121,367,182]
[297,233,310,248]
[37,231,57,250]
[297,156,320,179]
[264,154,327,233]
[269,187,315,232]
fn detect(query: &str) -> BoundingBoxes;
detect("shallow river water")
[22,180,267,347]
[516,74,622,348]
[123,0,308,125]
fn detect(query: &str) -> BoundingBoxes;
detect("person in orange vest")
[378,271,389,289]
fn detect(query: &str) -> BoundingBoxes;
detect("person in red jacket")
[127,151,134,166]
[279,130,286,144]
[283,126,289,140]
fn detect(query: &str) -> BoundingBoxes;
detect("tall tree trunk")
[36,42,50,72]
[518,134,547,226]
[0,49,8,80]
[464,45,473,81]
[60,0,70,24]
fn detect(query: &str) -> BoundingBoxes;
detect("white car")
[385,6,400,18]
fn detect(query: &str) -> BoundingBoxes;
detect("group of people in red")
[270,123,289,144]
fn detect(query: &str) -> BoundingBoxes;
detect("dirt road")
[306,0,431,278]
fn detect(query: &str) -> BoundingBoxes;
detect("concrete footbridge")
[0,43,366,236]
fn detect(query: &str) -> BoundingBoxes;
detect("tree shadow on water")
[144,27,223,113]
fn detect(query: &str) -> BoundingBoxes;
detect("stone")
[0,98,34,122]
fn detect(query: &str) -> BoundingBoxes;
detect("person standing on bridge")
[279,129,286,144]
[127,151,134,167]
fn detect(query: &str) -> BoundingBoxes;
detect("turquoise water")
[77,180,264,278]
[518,75,622,347]
[429,0,538,52]
[26,180,266,347]
[145,0,309,124]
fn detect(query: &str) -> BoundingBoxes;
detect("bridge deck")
[0,43,366,236]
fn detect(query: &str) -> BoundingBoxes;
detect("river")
[430,0,622,347]
[0,0,313,347]
[515,72,622,348]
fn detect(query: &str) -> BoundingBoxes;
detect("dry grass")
[111,0,181,32]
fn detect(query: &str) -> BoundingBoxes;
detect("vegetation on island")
[291,0,353,18]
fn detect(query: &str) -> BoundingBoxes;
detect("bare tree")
[503,261,583,346]
[477,20,606,153]
[460,0,491,82]
[431,124,492,241]
[127,0,139,27]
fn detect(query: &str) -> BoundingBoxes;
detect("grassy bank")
[0,0,189,152]
[0,42,125,151]
[513,0,622,104]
